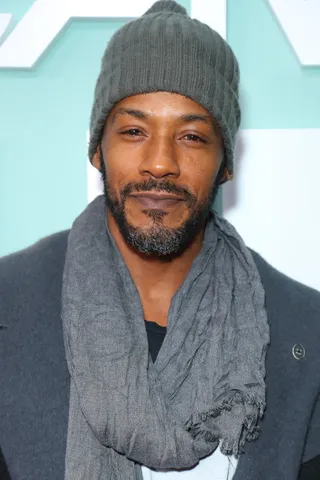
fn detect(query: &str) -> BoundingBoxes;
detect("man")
[0,1,319,479]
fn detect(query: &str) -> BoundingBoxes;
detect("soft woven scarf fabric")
[62,195,270,480]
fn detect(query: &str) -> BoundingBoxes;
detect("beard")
[100,155,221,257]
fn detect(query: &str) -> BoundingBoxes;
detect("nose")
[138,134,180,179]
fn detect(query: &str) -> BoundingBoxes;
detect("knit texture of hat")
[89,0,241,180]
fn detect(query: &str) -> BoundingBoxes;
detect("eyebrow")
[110,108,217,133]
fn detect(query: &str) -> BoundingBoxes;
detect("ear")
[92,146,101,171]
[218,167,233,185]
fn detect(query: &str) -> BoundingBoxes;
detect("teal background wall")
[228,0,320,129]
[1,0,320,256]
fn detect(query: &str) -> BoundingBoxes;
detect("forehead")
[113,91,208,111]
[108,92,218,132]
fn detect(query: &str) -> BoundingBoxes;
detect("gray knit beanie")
[89,0,241,181]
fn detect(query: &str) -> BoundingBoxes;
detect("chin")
[128,206,189,229]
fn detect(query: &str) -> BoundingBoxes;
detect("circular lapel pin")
[292,344,305,360]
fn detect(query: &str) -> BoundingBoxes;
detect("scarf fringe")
[185,391,264,456]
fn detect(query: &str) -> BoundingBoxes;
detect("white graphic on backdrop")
[0,0,154,68]
[223,129,320,292]
[190,0,226,40]
[1,0,319,67]
[267,0,320,65]
[0,13,12,42]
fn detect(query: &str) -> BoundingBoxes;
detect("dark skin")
[92,92,223,326]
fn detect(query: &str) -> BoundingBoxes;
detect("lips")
[129,192,184,209]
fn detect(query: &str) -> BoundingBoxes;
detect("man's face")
[92,92,223,256]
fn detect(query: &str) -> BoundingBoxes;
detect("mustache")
[121,179,196,204]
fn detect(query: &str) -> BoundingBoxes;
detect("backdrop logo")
[0,0,154,68]
[0,0,319,68]
[267,0,320,65]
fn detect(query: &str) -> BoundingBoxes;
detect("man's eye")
[184,134,206,143]
[121,129,142,136]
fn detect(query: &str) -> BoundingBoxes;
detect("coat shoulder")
[250,249,320,329]
[0,230,70,282]
[0,230,70,322]
[0,231,71,480]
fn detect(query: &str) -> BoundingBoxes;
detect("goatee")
[100,155,221,257]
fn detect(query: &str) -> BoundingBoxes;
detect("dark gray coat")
[0,230,319,480]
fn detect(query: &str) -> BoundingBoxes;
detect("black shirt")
[0,447,10,480]
[144,320,167,362]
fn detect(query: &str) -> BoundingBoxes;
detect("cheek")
[104,142,141,188]
[181,153,220,199]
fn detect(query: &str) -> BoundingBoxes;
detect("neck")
[107,212,205,326]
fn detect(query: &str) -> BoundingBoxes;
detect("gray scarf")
[62,195,269,480]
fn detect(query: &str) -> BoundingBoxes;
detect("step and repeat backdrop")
[1,0,320,290]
